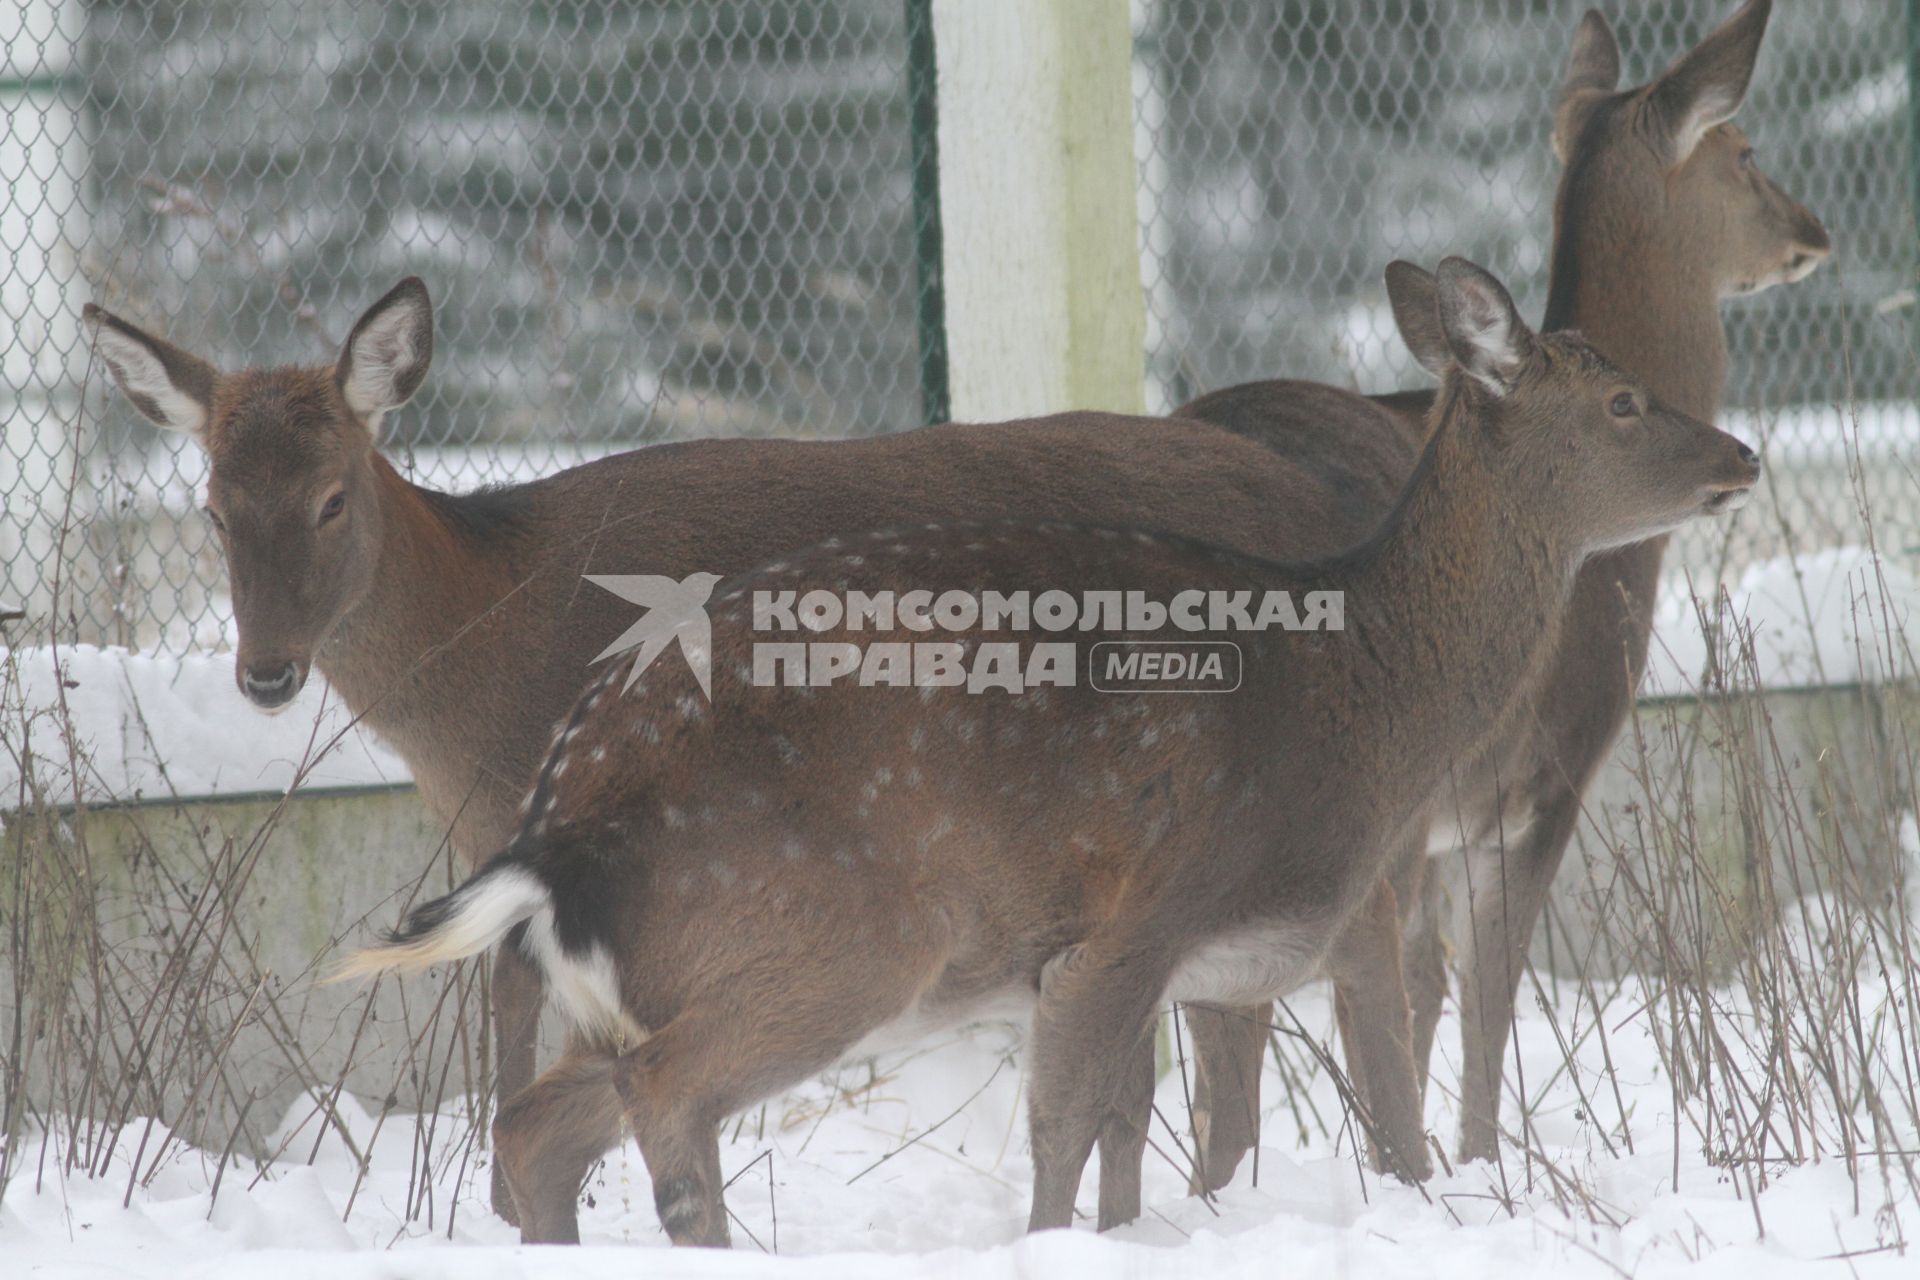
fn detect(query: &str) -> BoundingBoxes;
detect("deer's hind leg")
[1094,1018,1157,1230]
[610,949,937,1247]
[1184,1001,1268,1194]
[493,1047,625,1244]
[1027,938,1176,1233]
[489,946,546,1224]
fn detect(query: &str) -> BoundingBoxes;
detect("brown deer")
[1173,0,1831,1182]
[83,280,1434,1226]
[338,258,1762,1246]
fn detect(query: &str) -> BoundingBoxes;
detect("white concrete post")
[931,0,1147,421]
[0,0,88,628]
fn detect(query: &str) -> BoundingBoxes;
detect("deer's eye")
[1609,392,1639,419]
[319,491,347,524]
[1738,146,1756,169]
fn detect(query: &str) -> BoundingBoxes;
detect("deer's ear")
[336,277,434,438]
[1552,10,1621,162]
[1645,0,1770,166]
[82,304,217,436]
[1383,260,1448,378]
[1435,258,1533,396]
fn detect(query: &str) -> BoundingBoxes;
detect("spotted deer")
[338,259,1762,1245]
[84,280,1432,1228]
[1173,0,1831,1183]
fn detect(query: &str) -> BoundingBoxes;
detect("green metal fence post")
[905,0,951,427]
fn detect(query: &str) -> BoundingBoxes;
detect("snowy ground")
[8,961,1919,1280]
[5,526,1916,1278]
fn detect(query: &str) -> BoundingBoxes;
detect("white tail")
[335,858,641,1050]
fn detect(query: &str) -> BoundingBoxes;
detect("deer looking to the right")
[1173,0,1832,1181]
[338,258,1762,1246]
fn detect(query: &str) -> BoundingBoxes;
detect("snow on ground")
[6,972,1916,1280]
[5,545,1913,805]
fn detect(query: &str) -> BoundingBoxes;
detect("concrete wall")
[1525,682,1916,977]
[5,686,1911,1155]
[3,786,503,1158]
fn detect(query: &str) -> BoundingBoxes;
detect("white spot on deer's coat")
[664,806,685,829]
[590,746,607,764]
[782,836,807,860]
[918,815,955,853]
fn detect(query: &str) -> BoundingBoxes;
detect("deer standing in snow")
[339,259,1762,1244]
[1172,0,1830,1180]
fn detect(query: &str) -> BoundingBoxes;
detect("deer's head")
[84,279,435,709]
[1552,0,1829,298]
[1389,258,1761,558]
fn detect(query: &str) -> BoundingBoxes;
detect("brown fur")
[343,260,1763,1244]
[1172,0,1830,1178]
[85,289,1417,1227]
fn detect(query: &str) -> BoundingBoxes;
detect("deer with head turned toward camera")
[338,258,1763,1245]
[83,278,1431,1228]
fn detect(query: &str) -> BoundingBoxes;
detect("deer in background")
[1172,0,1831,1182]
[86,280,1438,1227]
[339,258,1762,1246]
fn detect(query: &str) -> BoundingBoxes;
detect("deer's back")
[359,411,1407,857]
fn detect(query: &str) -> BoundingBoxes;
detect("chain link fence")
[1,0,1914,655]
[3,0,926,650]
[1134,0,1917,579]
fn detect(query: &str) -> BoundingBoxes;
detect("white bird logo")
[586,571,724,700]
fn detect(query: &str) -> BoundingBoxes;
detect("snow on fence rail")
[4,542,1914,809]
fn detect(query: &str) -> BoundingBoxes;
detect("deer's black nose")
[241,661,301,708]
[1736,440,1760,471]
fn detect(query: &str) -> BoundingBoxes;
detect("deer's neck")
[316,456,527,727]
[1544,209,1726,423]
[1331,404,1576,771]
